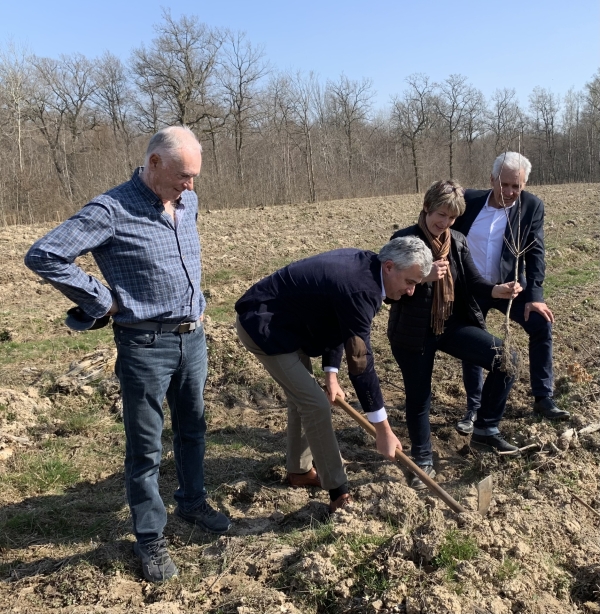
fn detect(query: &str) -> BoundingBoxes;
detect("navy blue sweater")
[235,248,386,413]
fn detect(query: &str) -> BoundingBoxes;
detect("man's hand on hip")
[525,301,554,323]
[372,419,402,460]
[107,297,119,316]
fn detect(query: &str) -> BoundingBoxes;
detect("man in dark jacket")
[235,237,432,512]
[453,152,568,436]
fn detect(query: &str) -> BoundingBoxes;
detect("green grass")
[54,394,108,436]
[0,328,113,366]
[205,438,246,451]
[353,559,391,595]
[346,535,392,597]
[204,429,259,452]
[434,529,479,582]
[496,557,520,582]
[205,268,239,284]
[58,409,102,436]
[1,509,112,543]
[343,533,389,556]
[281,519,336,551]
[206,304,236,322]
[554,471,580,489]
[6,442,81,495]
[544,264,599,297]
[279,527,393,607]
[0,403,17,423]
[312,362,325,378]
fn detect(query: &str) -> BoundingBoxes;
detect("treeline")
[1,10,599,225]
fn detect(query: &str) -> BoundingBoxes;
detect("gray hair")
[492,152,531,182]
[144,126,202,165]
[378,236,433,277]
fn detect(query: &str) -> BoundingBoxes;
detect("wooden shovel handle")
[331,394,467,514]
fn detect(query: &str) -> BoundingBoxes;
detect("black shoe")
[175,501,231,534]
[470,433,520,456]
[456,410,477,435]
[410,465,436,490]
[133,539,178,583]
[533,397,570,420]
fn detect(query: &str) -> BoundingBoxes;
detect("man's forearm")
[25,250,114,318]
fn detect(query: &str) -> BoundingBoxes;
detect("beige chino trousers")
[236,317,347,491]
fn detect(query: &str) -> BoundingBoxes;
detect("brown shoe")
[328,493,351,514]
[287,468,321,488]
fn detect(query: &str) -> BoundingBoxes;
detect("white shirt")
[468,193,515,284]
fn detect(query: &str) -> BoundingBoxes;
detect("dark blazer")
[387,225,494,352]
[235,248,385,412]
[453,189,546,303]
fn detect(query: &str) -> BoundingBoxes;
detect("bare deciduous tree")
[562,88,584,181]
[29,53,97,201]
[391,73,435,192]
[327,75,374,184]
[487,88,522,153]
[131,10,223,129]
[584,71,600,177]
[285,71,319,203]
[0,22,598,225]
[529,87,561,182]
[93,52,136,172]
[434,74,479,178]
[220,30,269,194]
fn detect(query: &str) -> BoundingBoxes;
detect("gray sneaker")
[175,500,231,534]
[410,465,436,491]
[456,410,477,435]
[133,539,178,583]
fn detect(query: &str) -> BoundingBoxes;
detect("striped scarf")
[418,210,454,334]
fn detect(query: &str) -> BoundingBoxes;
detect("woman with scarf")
[388,180,522,490]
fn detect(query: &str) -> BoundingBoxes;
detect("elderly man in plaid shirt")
[25,126,230,582]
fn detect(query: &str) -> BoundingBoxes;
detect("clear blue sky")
[2,0,598,109]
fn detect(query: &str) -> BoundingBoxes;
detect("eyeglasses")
[441,182,465,196]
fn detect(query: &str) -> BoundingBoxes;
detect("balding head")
[144,126,202,167]
[141,126,203,205]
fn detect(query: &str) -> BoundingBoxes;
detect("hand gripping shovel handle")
[331,394,466,514]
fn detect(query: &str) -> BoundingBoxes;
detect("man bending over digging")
[235,237,433,513]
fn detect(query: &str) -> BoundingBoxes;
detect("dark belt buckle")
[178,322,192,334]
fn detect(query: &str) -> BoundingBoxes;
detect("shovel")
[332,394,492,516]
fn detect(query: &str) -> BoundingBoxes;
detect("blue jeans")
[392,323,515,466]
[114,324,208,546]
[462,297,553,412]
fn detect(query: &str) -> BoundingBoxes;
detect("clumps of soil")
[0,387,52,443]
[1,185,600,613]
[353,481,427,531]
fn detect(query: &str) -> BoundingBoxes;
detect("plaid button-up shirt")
[25,168,205,324]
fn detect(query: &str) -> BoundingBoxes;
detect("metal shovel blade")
[477,475,493,515]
